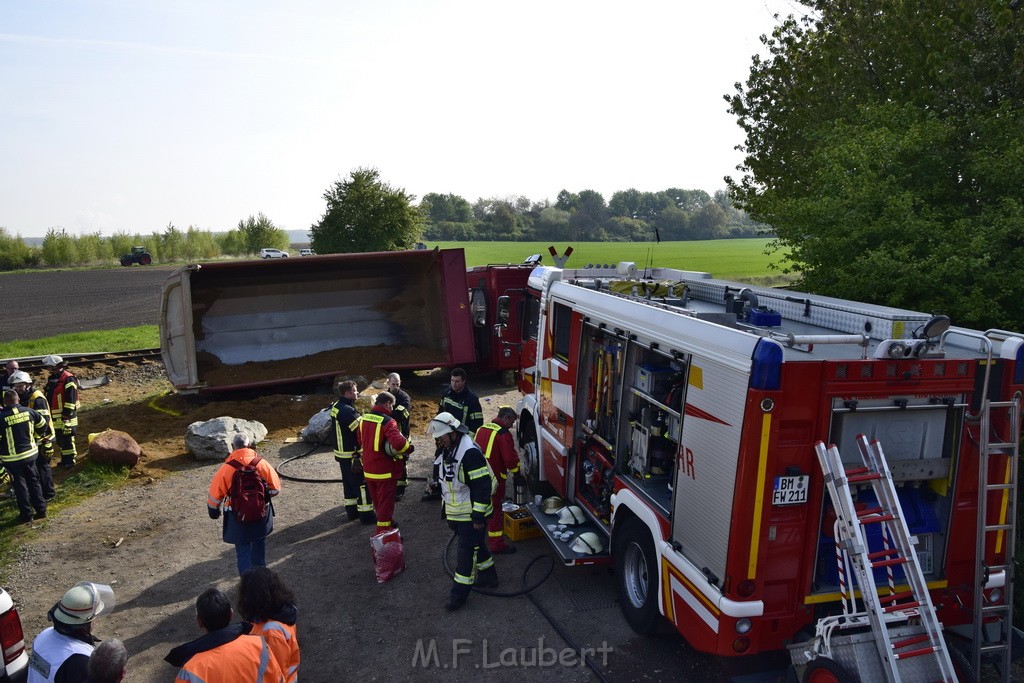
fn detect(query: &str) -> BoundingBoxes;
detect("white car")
[259,248,289,259]
[299,248,314,256]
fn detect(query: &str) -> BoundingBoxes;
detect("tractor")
[120,246,153,266]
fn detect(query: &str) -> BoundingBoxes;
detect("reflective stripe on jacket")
[175,634,284,683]
[473,423,520,479]
[0,405,46,463]
[25,389,54,440]
[255,619,300,683]
[359,410,409,480]
[45,370,79,427]
[439,434,495,522]
[329,397,361,459]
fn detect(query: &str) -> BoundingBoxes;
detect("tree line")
[0,214,290,269]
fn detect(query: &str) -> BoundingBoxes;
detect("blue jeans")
[234,538,266,575]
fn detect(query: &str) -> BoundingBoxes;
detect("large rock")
[185,417,267,461]
[300,408,332,444]
[88,430,142,468]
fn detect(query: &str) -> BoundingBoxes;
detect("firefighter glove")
[405,443,415,456]
[61,425,73,436]
[352,457,364,475]
[208,507,221,520]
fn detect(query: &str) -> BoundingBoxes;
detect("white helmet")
[41,354,64,367]
[426,412,467,438]
[53,582,116,626]
[557,505,586,526]
[383,441,403,457]
[570,532,604,555]
[8,371,31,386]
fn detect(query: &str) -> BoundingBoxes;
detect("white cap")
[557,505,586,526]
[41,354,64,367]
[53,582,116,626]
[570,532,604,555]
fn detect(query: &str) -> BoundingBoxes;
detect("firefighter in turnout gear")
[0,389,49,523]
[42,355,79,469]
[427,411,498,611]
[387,372,412,500]
[328,380,375,524]
[28,581,116,683]
[421,367,484,502]
[474,407,521,554]
[10,371,56,501]
[358,391,413,534]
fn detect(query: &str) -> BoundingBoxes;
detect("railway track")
[4,348,163,374]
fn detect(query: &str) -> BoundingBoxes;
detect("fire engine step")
[526,503,611,566]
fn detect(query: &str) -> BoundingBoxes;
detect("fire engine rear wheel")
[801,657,855,683]
[615,516,659,634]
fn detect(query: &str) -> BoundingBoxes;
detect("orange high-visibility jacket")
[254,619,300,683]
[208,448,282,513]
[175,633,284,683]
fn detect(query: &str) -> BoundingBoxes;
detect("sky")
[0,0,803,238]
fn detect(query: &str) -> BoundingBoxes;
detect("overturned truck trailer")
[160,249,479,393]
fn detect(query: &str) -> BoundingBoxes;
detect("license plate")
[772,475,809,506]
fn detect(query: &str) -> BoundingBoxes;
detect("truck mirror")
[497,296,511,324]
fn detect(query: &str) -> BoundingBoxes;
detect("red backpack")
[228,456,269,523]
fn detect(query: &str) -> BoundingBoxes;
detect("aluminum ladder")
[969,395,1021,680]
[816,437,958,682]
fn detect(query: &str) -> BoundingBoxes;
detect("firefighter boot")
[444,586,470,612]
[473,566,499,589]
[344,504,359,522]
[359,510,377,526]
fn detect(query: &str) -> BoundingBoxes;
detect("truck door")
[159,268,199,389]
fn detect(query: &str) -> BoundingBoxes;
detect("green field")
[442,238,790,282]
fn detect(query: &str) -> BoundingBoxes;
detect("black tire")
[801,657,856,683]
[120,257,131,267]
[615,515,661,633]
[140,255,152,265]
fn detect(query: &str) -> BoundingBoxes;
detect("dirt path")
[6,372,738,682]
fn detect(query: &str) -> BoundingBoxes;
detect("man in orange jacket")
[165,587,284,682]
[208,433,282,576]
[359,391,413,534]
[474,407,521,554]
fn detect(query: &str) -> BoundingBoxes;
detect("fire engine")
[497,255,1023,682]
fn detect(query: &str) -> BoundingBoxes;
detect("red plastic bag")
[370,528,406,583]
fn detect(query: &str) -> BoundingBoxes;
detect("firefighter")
[427,411,498,611]
[328,380,374,524]
[28,581,116,683]
[42,354,79,470]
[421,367,484,502]
[10,371,56,501]
[387,372,412,500]
[474,406,521,554]
[0,389,48,523]
[165,587,285,683]
[358,391,413,534]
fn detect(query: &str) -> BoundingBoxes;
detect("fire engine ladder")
[815,437,957,682]
[969,394,1020,680]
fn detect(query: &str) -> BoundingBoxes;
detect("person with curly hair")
[237,567,300,683]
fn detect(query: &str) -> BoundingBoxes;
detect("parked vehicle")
[299,248,314,256]
[503,256,1023,680]
[119,246,152,266]
[159,248,532,393]
[259,248,288,259]
[0,588,28,682]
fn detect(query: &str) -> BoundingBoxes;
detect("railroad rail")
[2,348,163,374]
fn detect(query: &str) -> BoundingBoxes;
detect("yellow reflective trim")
[364,471,392,480]
[748,412,770,580]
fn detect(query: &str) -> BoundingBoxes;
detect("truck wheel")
[615,516,660,633]
[801,658,855,683]
[141,255,152,265]
[120,257,131,266]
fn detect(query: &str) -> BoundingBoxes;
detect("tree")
[420,193,473,223]
[237,213,289,255]
[727,0,1024,329]
[310,168,422,254]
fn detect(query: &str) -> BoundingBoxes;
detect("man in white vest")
[28,582,115,683]
[427,412,498,611]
